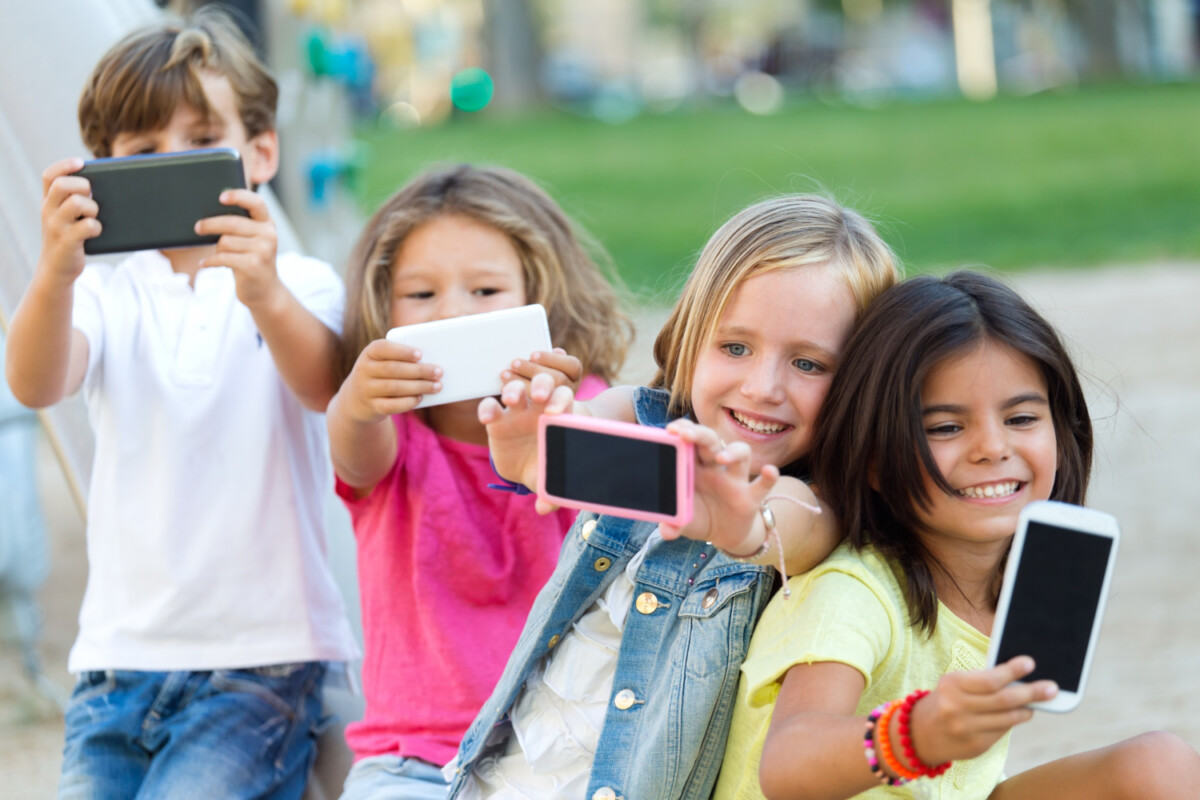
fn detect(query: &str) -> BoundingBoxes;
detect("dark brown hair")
[340,164,632,384]
[811,270,1093,632]
[78,6,277,157]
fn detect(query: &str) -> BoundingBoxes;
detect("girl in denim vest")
[448,194,901,800]
[717,272,1200,800]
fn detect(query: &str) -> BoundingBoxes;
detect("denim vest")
[447,388,776,800]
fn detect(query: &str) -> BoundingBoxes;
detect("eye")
[1006,413,1040,428]
[720,343,749,357]
[925,422,962,437]
[193,136,218,146]
[472,287,500,297]
[793,358,823,374]
[403,290,434,300]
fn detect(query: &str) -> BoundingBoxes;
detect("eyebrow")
[715,325,840,362]
[922,392,1049,416]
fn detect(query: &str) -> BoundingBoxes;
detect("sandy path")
[2,262,1198,795]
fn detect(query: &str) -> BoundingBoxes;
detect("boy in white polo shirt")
[4,8,357,798]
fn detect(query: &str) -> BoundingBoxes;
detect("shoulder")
[631,386,672,427]
[275,251,342,289]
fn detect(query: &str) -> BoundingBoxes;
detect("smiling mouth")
[729,409,791,435]
[956,481,1022,499]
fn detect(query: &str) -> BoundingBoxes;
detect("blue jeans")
[339,756,449,800]
[58,663,326,800]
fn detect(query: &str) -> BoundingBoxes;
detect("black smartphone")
[537,414,694,526]
[987,500,1120,712]
[78,148,249,255]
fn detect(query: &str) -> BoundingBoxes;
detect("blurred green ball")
[451,68,494,112]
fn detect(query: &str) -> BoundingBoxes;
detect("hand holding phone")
[987,500,1120,712]
[538,414,694,526]
[78,148,248,255]
[39,158,100,281]
[386,304,552,409]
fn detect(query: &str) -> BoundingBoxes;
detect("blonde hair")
[78,6,277,157]
[652,194,901,419]
[341,164,633,384]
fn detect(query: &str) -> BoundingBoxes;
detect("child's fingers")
[362,338,424,365]
[195,214,273,239]
[478,396,503,425]
[216,188,270,221]
[534,497,561,515]
[526,371,558,404]
[499,378,532,409]
[527,350,583,383]
[41,158,85,194]
[545,384,575,414]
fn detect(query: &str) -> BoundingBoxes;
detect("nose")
[970,420,1011,463]
[433,292,466,321]
[740,357,786,405]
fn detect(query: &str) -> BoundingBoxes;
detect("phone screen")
[544,425,678,515]
[994,521,1114,691]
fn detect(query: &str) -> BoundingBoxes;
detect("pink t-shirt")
[339,375,606,767]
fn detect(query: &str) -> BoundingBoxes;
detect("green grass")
[355,82,1200,299]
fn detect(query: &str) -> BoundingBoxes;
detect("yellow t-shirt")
[713,542,1009,800]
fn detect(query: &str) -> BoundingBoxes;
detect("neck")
[921,537,1010,635]
[161,244,215,286]
[422,399,489,446]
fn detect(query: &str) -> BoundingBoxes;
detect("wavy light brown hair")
[340,164,633,384]
[810,271,1094,633]
[651,194,900,473]
[78,6,277,157]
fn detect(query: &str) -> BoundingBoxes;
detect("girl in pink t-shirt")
[326,164,632,799]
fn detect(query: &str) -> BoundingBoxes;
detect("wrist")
[719,504,772,560]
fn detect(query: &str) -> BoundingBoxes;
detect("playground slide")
[0,2,361,795]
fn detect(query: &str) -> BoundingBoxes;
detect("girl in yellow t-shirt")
[715,271,1200,800]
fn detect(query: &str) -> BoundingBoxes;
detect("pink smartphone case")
[537,414,694,527]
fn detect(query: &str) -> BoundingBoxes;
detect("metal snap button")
[593,557,612,572]
[635,592,659,615]
[702,588,719,609]
[592,788,617,800]
[581,519,597,541]
[613,689,638,710]
[547,634,560,649]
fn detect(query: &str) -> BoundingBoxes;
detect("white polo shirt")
[68,249,359,671]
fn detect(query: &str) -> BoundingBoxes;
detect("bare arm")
[196,188,341,411]
[327,338,441,494]
[6,159,97,407]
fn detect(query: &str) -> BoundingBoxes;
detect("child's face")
[389,213,527,329]
[689,266,857,476]
[109,71,277,188]
[914,339,1059,551]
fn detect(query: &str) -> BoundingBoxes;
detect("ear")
[245,129,279,188]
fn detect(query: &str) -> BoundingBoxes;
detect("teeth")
[731,410,786,434]
[957,482,1020,499]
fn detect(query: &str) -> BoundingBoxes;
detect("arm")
[478,372,637,513]
[5,159,96,407]
[759,657,1056,800]
[196,188,340,411]
[326,338,441,495]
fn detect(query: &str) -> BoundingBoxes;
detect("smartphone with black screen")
[538,414,693,526]
[987,500,1120,712]
[78,148,248,255]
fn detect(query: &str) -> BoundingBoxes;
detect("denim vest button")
[613,689,638,710]
[592,788,617,800]
[593,557,612,572]
[547,634,561,649]
[702,588,719,609]
[581,519,597,541]
[635,592,659,614]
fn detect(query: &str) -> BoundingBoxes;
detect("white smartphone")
[987,500,1120,712]
[385,304,552,408]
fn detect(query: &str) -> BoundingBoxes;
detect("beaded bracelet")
[897,689,953,779]
[877,698,921,783]
[862,702,903,786]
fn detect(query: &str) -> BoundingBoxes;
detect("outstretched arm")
[327,338,441,495]
[197,188,341,411]
[760,657,1055,800]
[6,159,96,407]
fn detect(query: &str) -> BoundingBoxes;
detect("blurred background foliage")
[204,0,1200,294]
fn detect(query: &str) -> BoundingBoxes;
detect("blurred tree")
[485,0,543,110]
[1061,0,1123,78]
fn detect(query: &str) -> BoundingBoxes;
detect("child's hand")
[39,158,99,283]
[339,339,443,424]
[195,188,282,309]
[905,656,1057,767]
[660,418,780,546]
[502,348,584,394]
[478,371,576,514]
